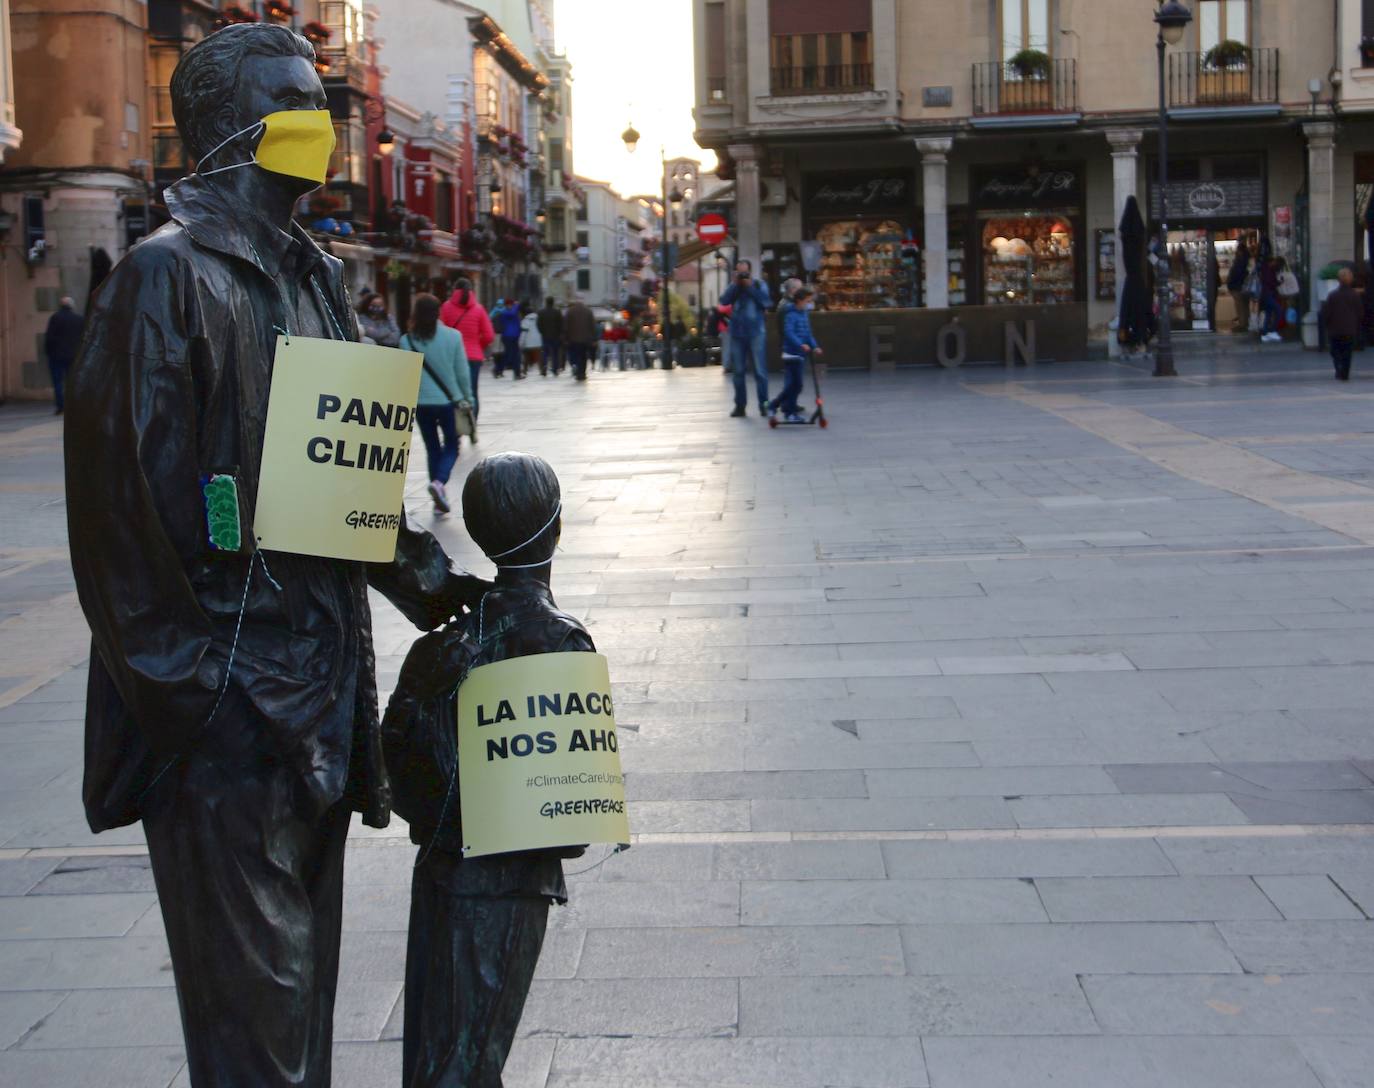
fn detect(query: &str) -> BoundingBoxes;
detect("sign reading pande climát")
[253,335,422,562]
[457,652,630,859]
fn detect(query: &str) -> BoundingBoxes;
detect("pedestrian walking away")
[43,296,85,415]
[1258,254,1283,342]
[536,295,564,375]
[359,292,401,348]
[562,296,598,381]
[1225,240,1251,333]
[493,298,524,378]
[719,259,771,417]
[60,24,489,1086]
[519,305,543,378]
[1322,267,1363,381]
[441,277,495,419]
[403,293,474,513]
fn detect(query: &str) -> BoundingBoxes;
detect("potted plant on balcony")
[1005,48,1052,111]
[1200,38,1251,102]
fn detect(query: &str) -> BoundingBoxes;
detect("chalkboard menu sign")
[804,172,914,218]
[1149,177,1265,221]
[974,166,1082,209]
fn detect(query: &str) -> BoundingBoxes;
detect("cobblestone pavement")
[2,349,1373,1086]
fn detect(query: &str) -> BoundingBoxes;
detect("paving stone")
[0,1047,188,1088]
[623,770,867,801]
[29,855,156,895]
[1296,1036,1374,1088]
[713,841,887,881]
[751,797,1015,832]
[591,843,715,883]
[739,974,1096,1037]
[0,856,59,896]
[0,891,155,939]
[520,978,738,1038]
[865,766,1118,797]
[921,1036,1325,1088]
[1035,876,1281,922]
[901,922,1241,975]
[1255,875,1368,920]
[0,935,174,990]
[0,989,66,1048]
[744,740,980,772]
[1217,920,1374,972]
[880,838,1177,879]
[1328,871,1374,918]
[549,881,739,930]
[1159,834,1374,876]
[1082,972,1374,1036]
[741,878,1046,926]
[1009,793,1249,828]
[577,925,905,979]
[544,1037,929,1087]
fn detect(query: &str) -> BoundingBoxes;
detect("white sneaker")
[428,480,451,513]
[1262,332,1281,343]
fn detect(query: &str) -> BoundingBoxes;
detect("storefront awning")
[674,237,733,268]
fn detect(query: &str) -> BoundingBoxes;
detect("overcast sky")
[554,0,716,196]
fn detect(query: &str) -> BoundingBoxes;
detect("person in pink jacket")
[440,278,495,417]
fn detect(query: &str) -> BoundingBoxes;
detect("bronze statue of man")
[63,23,484,1086]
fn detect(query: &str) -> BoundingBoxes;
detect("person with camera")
[719,259,772,417]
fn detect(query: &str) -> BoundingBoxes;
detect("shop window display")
[814,220,918,310]
[981,216,1075,305]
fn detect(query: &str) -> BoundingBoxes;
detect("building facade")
[693,0,1353,361]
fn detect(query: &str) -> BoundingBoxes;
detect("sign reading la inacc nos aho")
[457,652,630,859]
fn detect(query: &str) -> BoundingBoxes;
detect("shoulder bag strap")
[404,334,461,403]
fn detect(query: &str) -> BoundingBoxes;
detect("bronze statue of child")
[383,452,590,1087]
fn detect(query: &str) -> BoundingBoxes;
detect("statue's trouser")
[402,856,550,1088]
[143,752,351,1087]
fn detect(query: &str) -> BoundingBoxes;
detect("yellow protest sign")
[253,335,422,562]
[457,652,630,859]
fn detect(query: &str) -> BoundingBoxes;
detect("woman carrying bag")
[403,294,475,515]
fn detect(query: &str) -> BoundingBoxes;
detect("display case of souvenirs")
[980,216,1077,306]
[814,219,913,310]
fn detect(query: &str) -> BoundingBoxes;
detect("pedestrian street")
[1,350,1374,1086]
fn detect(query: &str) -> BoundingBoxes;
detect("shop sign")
[1149,177,1264,220]
[975,167,1081,209]
[923,86,954,107]
[805,172,913,216]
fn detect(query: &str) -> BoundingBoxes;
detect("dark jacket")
[65,173,472,834]
[536,305,563,343]
[719,277,771,341]
[563,301,598,346]
[383,578,593,901]
[44,305,85,363]
[1323,284,1364,340]
[1225,248,1250,293]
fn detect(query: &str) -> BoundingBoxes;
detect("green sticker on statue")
[203,474,242,552]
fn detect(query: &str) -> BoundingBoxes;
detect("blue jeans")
[1260,293,1281,334]
[498,336,521,375]
[731,330,768,410]
[771,356,805,415]
[415,404,459,484]
[468,362,481,418]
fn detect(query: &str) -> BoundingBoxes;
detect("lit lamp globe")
[621,123,640,154]
[1154,1,1192,45]
[377,128,395,156]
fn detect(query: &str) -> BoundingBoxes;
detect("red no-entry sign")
[696,214,728,245]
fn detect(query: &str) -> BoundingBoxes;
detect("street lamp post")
[1153,1,1192,378]
[622,123,683,368]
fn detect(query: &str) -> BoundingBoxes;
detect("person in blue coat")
[719,259,771,417]
[493,299,524,378]
[770,286,821,421]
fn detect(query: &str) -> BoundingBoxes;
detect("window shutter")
[769,0,872,36]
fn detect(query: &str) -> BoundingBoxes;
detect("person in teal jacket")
[403,293,474,514]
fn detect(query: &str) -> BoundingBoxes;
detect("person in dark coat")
[43,297,84,414]
[63,24,486,1087]
[383,452,591,1088]
[562,296,598,381]
[1322,267,1363,381]
[1225,241,1251,332]
[536,296,564,375]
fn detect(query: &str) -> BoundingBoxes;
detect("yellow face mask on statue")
[197,110,337,185]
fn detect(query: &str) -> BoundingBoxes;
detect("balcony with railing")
[973,58,1078,117]
[769,63,873,96]
[1166,48,1279,110]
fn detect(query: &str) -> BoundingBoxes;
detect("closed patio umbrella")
[1118,196,1152,347]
